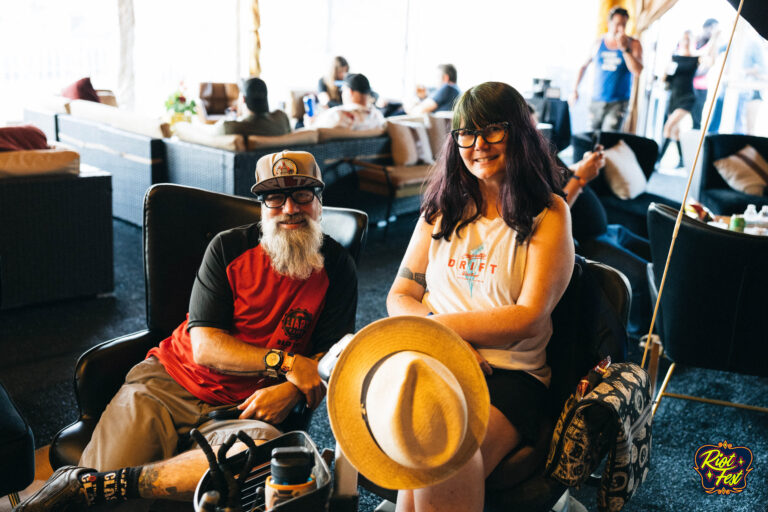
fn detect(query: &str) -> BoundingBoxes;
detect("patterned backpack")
[545,362,652,512]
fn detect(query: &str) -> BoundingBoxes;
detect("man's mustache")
[274,213,308,224]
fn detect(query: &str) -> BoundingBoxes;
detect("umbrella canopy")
[726,0,767,39]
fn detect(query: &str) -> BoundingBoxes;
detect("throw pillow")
[714,144,768,196]
[61,77,101,103]
[426,112,453,159]
[316,126,387,142]
[602,139,647,200]
[247,129,319,150]
[0,149,79,177]
[387,120,434,167]
[173,122,245,152]
[0,125,48,152]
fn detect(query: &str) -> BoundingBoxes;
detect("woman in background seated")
[564,147,651,335]
[213,77,291,137]
[386,82,573,511]
[318,56,349,108]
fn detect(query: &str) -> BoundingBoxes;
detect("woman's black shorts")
[486,368,550,444]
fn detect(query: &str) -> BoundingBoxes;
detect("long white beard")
[260,213,324,280]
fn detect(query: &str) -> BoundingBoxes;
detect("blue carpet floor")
[1,209,767,511]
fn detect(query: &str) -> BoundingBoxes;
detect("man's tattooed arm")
[398,267,426,288]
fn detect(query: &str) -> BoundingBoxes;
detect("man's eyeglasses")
[451,122,510,148]
[258,187,322,209]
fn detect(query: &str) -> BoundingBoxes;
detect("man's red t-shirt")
[148,223,357,405]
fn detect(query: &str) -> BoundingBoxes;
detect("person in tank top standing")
[570,6,644,131]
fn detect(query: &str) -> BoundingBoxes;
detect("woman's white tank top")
[422,213,551,385]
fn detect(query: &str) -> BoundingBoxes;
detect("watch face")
[265,351,282,367]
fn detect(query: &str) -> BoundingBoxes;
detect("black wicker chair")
[49,184,368,468]
[572,131,680,238]
[698,133,768,215]
[0,170,113,309]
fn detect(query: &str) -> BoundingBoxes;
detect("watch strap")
[280,352,296,375]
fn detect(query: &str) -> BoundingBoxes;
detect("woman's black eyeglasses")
[451,122,510,148]
[257,187,322,209]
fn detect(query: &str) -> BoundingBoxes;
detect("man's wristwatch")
[263,349,296,378]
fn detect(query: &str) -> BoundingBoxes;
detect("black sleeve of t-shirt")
[309,236,358,355]
[318,78,328,93]
[187,226,258,331]
[430,85,456,109]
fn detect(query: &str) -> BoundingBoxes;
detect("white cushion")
[36,96,71,114]
[714,144,768,196]
[602,139,647,199]
[0,149,79,178]
[247,129,319,150]
[426,111,453,158]
[316,126,387,142]
[174,122,245,152]
[387,119,434,167]
[68,100,171,138]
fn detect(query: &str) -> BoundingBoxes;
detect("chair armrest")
[75,330,165,419]
[50,330,165,468]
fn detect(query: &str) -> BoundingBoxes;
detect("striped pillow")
[714,145,768,196]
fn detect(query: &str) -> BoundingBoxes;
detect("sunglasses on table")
[451,122,510,148]
[257,187,323,209]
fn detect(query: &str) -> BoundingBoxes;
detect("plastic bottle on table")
[743,204,758,228]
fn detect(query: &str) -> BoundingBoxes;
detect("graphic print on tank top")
[448,242,498,297]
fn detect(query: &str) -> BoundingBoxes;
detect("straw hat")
[327,316,489,490]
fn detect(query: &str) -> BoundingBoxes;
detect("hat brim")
[327,316,490,490]
[250,176,324,195]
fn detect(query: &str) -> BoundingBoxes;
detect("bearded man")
[15,151,357,511]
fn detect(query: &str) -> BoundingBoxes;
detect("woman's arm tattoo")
[398,267,426,288]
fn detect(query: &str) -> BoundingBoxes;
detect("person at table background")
[407,63,461,114]
[658,30,699,168]
[562,145,651,336]
[212,77,291,137]
[317,56,349,109]
[570,7,644,132]
[310,73,387,131]
[387,81,573,511]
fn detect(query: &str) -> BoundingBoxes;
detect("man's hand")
[618,33,631,51]
[238,382,302,424]
[284,355,325,409]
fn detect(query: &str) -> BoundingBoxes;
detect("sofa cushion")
[603,139,647,200]
[247,129,319,151]
[69,100,171,139]
[387,119,434,166]
[37,96,72,114]
[0,148,79,177]
[357,164,432,197]
[316,126,387,142]
[601,192,680,237]
[61,77,100,103]
[173,122,245,152]
[426,112,453,158]
[714,144,768,196]
[0,125,49,152]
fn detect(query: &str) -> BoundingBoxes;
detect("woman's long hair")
[322,56,348,104]
[422,81,564,241]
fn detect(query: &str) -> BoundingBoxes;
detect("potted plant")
[165,87,197,126]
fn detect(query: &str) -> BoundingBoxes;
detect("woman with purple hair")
[386,81,574,511]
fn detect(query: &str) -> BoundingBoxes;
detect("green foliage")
[165,90,197,114]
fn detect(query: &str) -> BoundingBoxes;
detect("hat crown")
[365,351,468,470]
[251,150,324,195]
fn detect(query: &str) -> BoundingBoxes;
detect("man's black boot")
[13,465,94,511]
